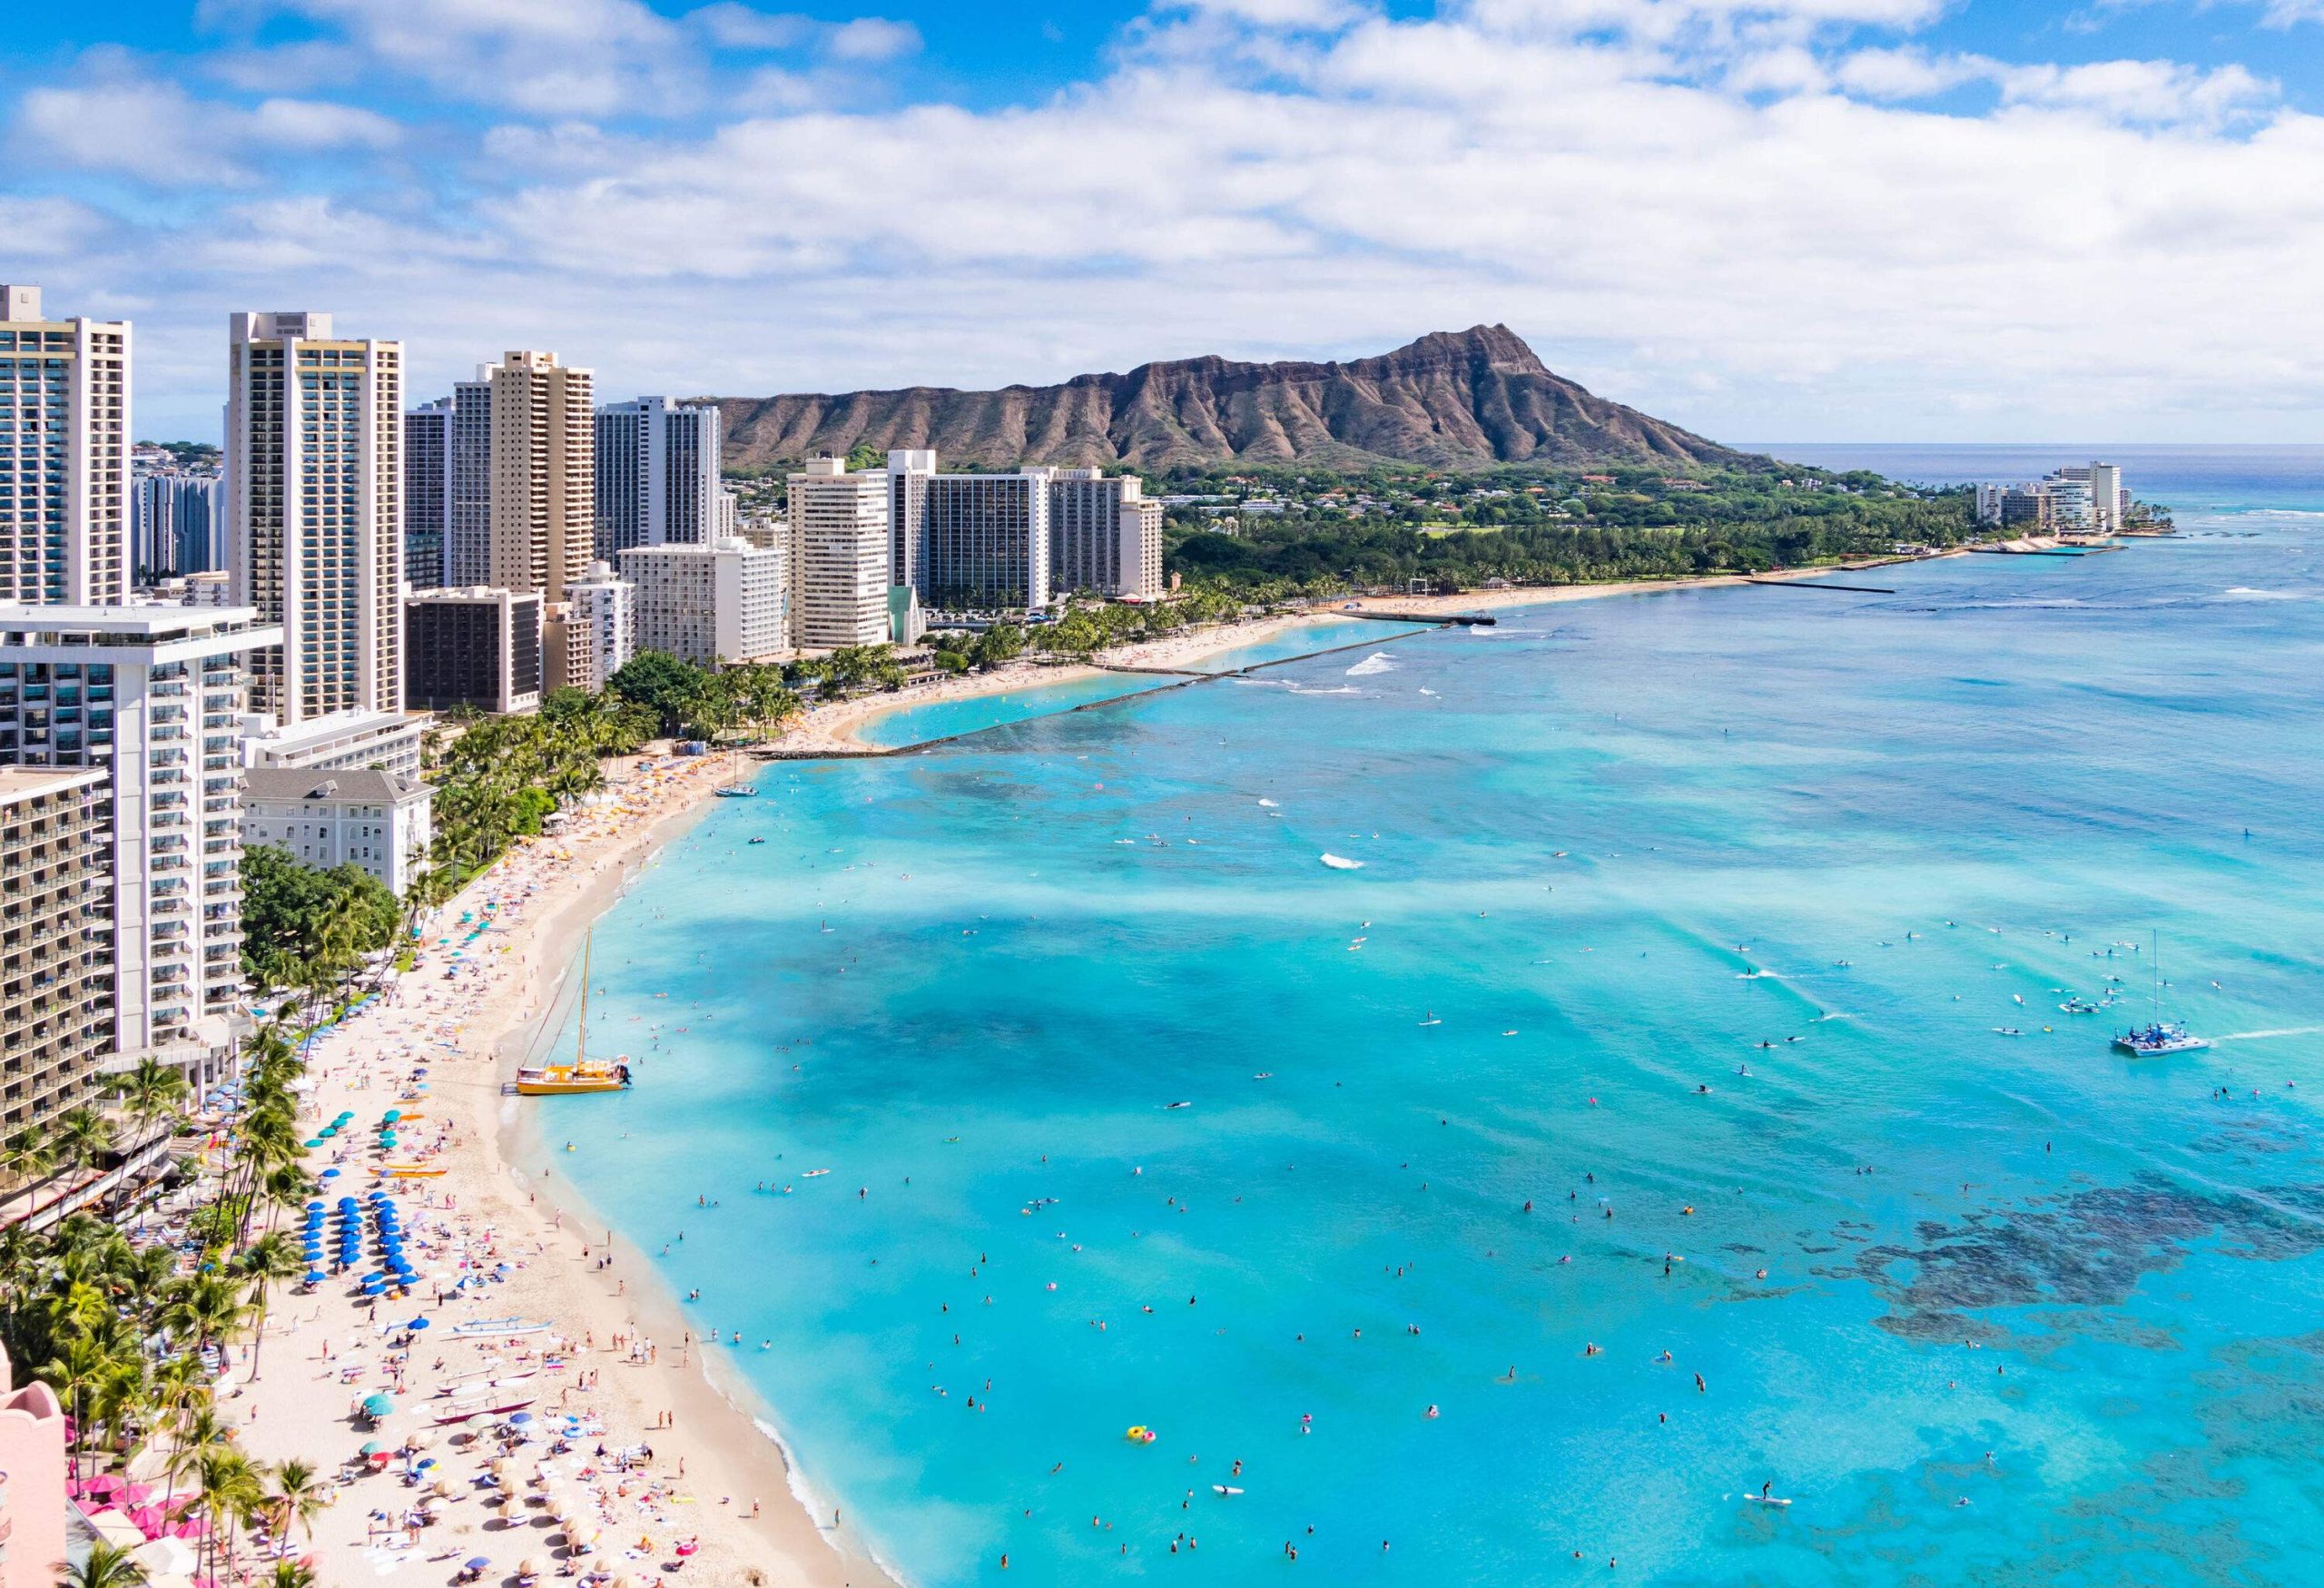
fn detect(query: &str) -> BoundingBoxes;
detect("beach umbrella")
[87,1474,126,1496]
[465,1559,488,1573]
[383,1110,401,1123]
[507,1411,533,1425]
[305,1199,324,1210]
[362,1393,395,1417]
[359,1441,384,1456]
[320,1169,340,1179]
[302,1270,326,1285]
[303,1138,325,1149]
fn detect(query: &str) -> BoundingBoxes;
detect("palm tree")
[54,1538,148,1588]
[266,1459,327,1552]
[51,1107,113,1179]
[236,1232,304,1382]
[104,1057,189,1144]
[263,1563,318,1588]
[38,1332,117,1483]
[4,1122,57,1195]
[193,1444,262,1581]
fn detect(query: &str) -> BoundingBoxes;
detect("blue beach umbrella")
[320,1169,340,1179]
[302,1270,326,1284]
[408,1317,431,1331]
[305,1200,324,1210]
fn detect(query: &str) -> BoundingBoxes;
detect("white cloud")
[204,0,703,117]
[827,17,923,60]
[686,4,815,50]
[40,1,2324,445]
[1832,45,1994,98]
[1998,59,2275,126]
[15,64,399,185]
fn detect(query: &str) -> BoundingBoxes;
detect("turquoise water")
[854,670,1177,748]
[856,619,1431,748]
[538,450,2324,1586]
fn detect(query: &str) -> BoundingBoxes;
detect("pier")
[1745,578,1897,594]
[1344,609,1496,626]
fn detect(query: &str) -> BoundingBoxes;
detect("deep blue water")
[533,449,2324,1586]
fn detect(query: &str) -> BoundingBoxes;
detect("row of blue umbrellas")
[301,1190,420,1292]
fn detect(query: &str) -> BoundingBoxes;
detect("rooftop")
[243,768,428,805]
[0,764,108,804]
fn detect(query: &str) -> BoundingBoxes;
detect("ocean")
[531,446,2324,1586]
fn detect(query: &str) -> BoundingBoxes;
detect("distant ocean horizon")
[537,452,2324,1586]
[1744,442,2324,509]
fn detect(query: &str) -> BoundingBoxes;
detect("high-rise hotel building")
[403,399,450,588]
[485,351,594,603]
[786,459,892,649]
[1049,469,1165,599]
[0,286,130,606]
[0,606,278,1074]
[226,311,403,727]
[595,398,722,559]
[0,764,113,1138]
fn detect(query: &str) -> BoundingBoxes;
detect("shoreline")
[235,750,892,1588]
[784,548,1999,755]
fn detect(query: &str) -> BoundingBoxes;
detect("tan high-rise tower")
[0,286,130,605]
[485,350,594,603]
[227,311,404,725]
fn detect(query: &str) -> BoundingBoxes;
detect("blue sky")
[3,0,2318,443]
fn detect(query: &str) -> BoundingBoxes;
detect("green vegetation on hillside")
[1157,462,1974,589]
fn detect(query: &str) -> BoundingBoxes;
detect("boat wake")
[2219,587,2308,601]
[1320,853,1365,870]
[1346,652,1399,676]
[2217,1026,2324,1041]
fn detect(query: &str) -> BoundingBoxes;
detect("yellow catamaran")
[515,933,633,1097]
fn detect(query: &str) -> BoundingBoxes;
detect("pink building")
[0,1356,66,1588]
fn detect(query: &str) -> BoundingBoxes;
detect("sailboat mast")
[576,931,592,1065]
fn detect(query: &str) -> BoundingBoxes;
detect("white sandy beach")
[229,749,890,1588]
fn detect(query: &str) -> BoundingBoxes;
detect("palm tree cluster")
[928,581,1262,670]
[410,686,659,910]
[5,1024,330,1585]
[605,654,803,742]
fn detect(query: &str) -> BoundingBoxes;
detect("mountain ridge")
[712,326,1747,473]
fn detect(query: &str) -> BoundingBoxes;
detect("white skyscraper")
[559,559,635,691]
[595,398,722,558]
[0,285,131,606]
[226,311,404,726]
[786,459,891,649]
[0,605,280,1074]
[619,538,785,667]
